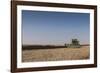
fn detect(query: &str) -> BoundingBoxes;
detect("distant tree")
[72,39,79,45]
[64,43,67,47]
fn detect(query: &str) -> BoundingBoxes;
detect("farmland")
[22,46,89,62]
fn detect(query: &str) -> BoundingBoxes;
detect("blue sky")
[22,10,90,45]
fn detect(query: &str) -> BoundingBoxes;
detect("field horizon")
[22,44,90,50]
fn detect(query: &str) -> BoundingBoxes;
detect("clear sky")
[22,10,90,45]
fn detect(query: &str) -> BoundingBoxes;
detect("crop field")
[22,46,89,62]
